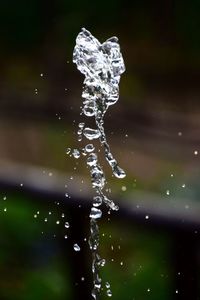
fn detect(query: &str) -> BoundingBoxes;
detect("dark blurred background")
[1,0,200,299]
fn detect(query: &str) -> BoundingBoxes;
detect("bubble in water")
[166,190,170,196]
[56,220,60,225]
[64,235,68,239]
[3,196,6,200]
[3,208,7,212]
[74,243,81,251]
[90,207,102,219]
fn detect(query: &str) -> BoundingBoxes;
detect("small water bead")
[87,153,98,166]
[78,122,85,128]
[85,144,95,153]
[61,213,65,218]
[4,208,7,212]
[56,220,60,225]
[106,289,112,297]
[147,288,151,292]
[34,214,37,218]
[3,196,6,200]
[91,166,105,188]
[93,196,102,207]
[65,222,70,228]
[83,128,101,140]
[37,211,40,214]
[194,150,198,155]
[182,184,186,188]
[72,149,80,159]
[49,211,52,215]
[66,148,71,155]
[113,165,126,179]
[44,218,48,222]
[90,207,102,219]
[145,215,149,220]
[166,190,170,196]
[83,104,95,117]
[105,282,110,289]
[64,235,68,239]
[74,243,81,251]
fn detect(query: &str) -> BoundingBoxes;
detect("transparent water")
[71,28,126,299]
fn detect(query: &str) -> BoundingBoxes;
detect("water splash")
[72,28,126,299]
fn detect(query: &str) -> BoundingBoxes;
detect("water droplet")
[34,214,37,218]
[65,222,70,228]
[145,215,149,220]
[64,235,68,239]
[194,150,198,155]
[3,196,6,200]
[93,196,102,207]
[56,220,60,225]
[87,153,98,166]
[72,149,80,159]
[83,128,100,140]
[147,288,151,292]
[74,243,81,251]
[85,144,95,153]
[166,190,170,196]
[113,165,126,178]
[121,185,126,191]
[182,184,186,188]
[90,207,102,219]
[44,218,48,222]
[4,208,7,212]
[66,148,71,155]
[105,282,110,288]
[106,289,112,297]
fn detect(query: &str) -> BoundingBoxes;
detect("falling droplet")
[74,243,81,251]
[93,196,102,207]
[106,289,112,297]
[83,128,101,140]
[72,149,81,159]
[85,144,95,153]
[90,207,102,219]
[65,222,70,228]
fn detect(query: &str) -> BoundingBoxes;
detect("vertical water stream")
[70,28,126,299]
